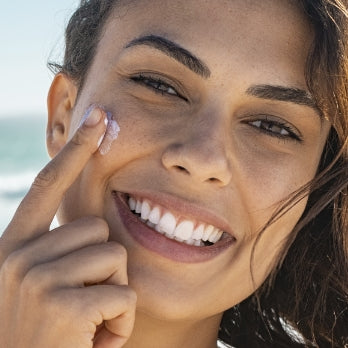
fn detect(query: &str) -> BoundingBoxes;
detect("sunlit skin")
[46,0,330,346]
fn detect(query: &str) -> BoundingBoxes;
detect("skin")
[0,0,331,347]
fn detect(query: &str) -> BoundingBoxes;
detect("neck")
[123,310,222,348]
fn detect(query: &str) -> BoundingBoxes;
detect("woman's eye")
[248,118,302,141]
[131,75,186,100]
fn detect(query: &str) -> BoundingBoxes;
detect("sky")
[0,0,80,118]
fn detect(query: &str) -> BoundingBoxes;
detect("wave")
[0,171,60,232]
[0,171,37,200]
[0,171,36,232]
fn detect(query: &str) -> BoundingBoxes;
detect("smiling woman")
[0,0,347,347]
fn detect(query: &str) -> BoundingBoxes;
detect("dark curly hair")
[49,1,348,346]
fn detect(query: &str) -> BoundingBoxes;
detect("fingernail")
[80,105,102,127]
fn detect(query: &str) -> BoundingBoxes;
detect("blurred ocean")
[0,115,49,232]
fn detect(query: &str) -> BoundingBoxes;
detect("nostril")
[175,165,190,174]
[208,177,219,183]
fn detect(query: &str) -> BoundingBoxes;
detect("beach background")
[0,1,78,232]
[0,116,49,230]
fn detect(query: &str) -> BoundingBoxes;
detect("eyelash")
[131,74,302,142]
[246,116,302,142]
[130,74,187,101]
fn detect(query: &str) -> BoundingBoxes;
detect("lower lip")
[113,192,235,263]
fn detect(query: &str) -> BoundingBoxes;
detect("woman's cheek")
[88,99,182,171]
[234,145,311,236]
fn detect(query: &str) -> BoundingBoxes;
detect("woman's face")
[50,0,330,323]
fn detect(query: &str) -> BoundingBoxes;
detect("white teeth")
[194,240,202,246]
[127,196,224,246]
[155,224,165,234]
[208,228,219,243]
[129,197,136,211]
[215,230,223,242]
[202,225,215,242]
[148,206,161,224]
[165,232,175,239]
[192,224,204,240]
[141,201,151,220]
[135,200,142,214]
[174,220,194,240]
[157,212,177,235]
[185,238,195,245]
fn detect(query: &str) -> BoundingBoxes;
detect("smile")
[113,191,235,263]
[127,196,224,247]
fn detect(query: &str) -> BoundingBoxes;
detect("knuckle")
[32,165,59,190]
[112,242,127,257]
[71,128,87,147]
[39,290,75,324]
[21,263,52,296]
[81,216,109,240]
[107,242,128,262]
[1,249,27,286]
[94,216,110,232]
[124,287,137,306]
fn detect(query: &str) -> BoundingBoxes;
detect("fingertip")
[73,105,108,152]
[80,105,104,128]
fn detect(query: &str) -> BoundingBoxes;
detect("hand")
[0,107,136,348]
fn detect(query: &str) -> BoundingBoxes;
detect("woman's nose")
[161,119,232,187]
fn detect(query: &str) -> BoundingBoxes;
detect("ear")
[46,73,78,158]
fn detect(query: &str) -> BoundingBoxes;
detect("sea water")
[0,115,49,232]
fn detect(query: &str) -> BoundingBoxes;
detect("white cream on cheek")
[98,110,121,155]
[80,104,120,155]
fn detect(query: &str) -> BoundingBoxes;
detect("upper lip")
[118,189,236,239]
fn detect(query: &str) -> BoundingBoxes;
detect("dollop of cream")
[98,111,120,155]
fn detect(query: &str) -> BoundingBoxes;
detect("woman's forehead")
[113,0,307,23]
[94,0,312,88]
[104,0,311,52]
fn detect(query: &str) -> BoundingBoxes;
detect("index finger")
[4,106,108,241]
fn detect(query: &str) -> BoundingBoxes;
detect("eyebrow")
[246,84,318,111]
[125,37,321,117]
[125,35,211,78]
